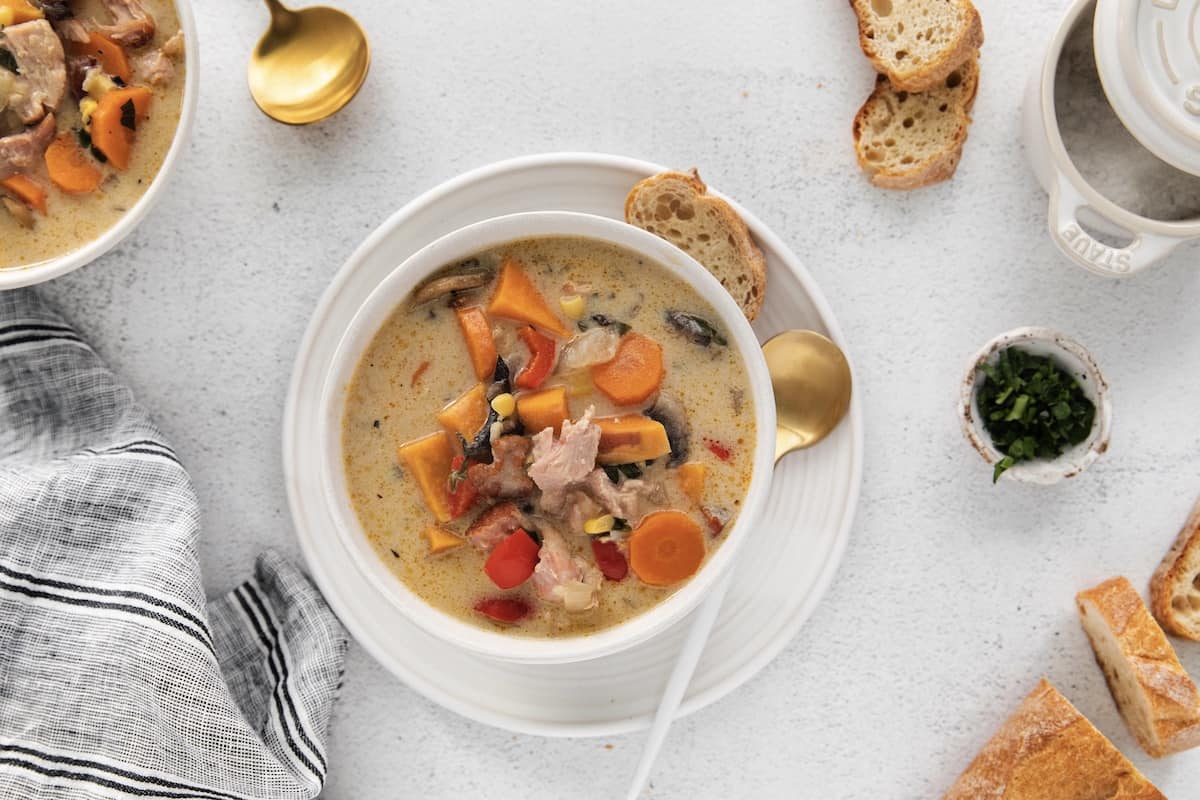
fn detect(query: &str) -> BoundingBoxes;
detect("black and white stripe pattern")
[0,290,347,799]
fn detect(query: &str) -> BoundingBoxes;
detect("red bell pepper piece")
[446,455,478,519]
[591,539,628,581]
[515,326,556,390]
[483,528,541,589]
[474,596,531,623]
[704,438,732,462]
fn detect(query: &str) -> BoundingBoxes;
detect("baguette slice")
[943,679,1164,800]
[853,57,979,190]
[850,0,984,93]
[625,169,767,322]
[1077,576,1200,758]
[1150,496,1200,640]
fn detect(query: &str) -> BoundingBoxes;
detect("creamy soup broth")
[1,0,185,268]
[342,236,755,638]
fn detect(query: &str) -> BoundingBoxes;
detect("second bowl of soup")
[321,211,776,663]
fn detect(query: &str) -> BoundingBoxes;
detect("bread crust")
[851,0,984,93]
[852,59,978,191]
[1077,576,1200,758]
[943,679,1164,799]
[1150,496,1200,640]
[624,169,767,321]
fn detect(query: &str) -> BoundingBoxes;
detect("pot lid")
[1094,0,1200,176]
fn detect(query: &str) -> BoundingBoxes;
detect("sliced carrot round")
[628,511,706,586]
[44,134,103,195]
[590,332,664,406]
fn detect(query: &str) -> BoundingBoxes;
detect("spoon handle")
[625,571,733,800]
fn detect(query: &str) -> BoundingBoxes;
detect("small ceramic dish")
[317,210,777,665]
[958,327,1112,484]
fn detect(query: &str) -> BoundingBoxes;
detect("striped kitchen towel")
[0,289,348,799]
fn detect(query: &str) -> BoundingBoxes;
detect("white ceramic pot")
[1022,0,1200,277]
[0,0,199,289]
[317,211,778,664]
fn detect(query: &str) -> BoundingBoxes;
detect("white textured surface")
[37,0,1200,796]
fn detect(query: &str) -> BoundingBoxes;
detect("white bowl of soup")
[0,0,196,285]
[320,212,776,664]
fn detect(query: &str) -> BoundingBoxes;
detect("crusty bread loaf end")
[1150,496,1200,640]
[943,679,1164,800]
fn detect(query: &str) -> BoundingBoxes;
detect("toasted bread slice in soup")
[1150,496,1200,641]
[853,56,979,190]
[1077,576,1200,758]
[625,170,767,322]
[942,679,1165,800]
[850,0,984,93]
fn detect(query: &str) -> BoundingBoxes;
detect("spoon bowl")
[249,0,370,125]
[764,330,854,461]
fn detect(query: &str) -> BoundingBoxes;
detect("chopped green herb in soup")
[341,236,756,637]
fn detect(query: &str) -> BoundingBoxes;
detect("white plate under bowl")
[283,153,864,737]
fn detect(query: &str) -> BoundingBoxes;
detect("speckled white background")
[33,0,1200,796]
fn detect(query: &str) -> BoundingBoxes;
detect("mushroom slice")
[409,268,493,307]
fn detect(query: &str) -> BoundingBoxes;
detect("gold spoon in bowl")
[248,0,370,125]
[764,330,854,461]
[627,329,853,800]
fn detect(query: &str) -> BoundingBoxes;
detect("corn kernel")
[583,514,615,535]
[83,70,116,98]
[0,8,15,25]
[490,392,515,418]
[559,294,585,321]
[489,421,504,442]
[79,98,98,130]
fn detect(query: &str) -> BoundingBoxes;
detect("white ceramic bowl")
[958,327,1112,485]
[0,0,199,289]
[317,211,777,664]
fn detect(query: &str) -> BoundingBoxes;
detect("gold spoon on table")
[627,330,853,800]
[248,0,370,125]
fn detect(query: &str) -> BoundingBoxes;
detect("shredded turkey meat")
[530,522,601,612]
[1,20,67,125]
[0,114,56,180]
[94,0,156,48]
[528,407,600,514]
[561,489,604,536]
[583,469,666,525]
[465,502,526,553]
[467,435,534,499]
[134,31,184,87]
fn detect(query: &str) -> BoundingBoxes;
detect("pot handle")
[1048,175,1182,277]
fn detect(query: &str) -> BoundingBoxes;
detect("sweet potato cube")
[676,462,707,504]
[436,383,489,440]
[455,306,498,381]
[487,258,571,337]
[516,385,569,434]
[595,415,671,465]
[0,0,45,23]
[423,524,465,556]
[396,431,457,522]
